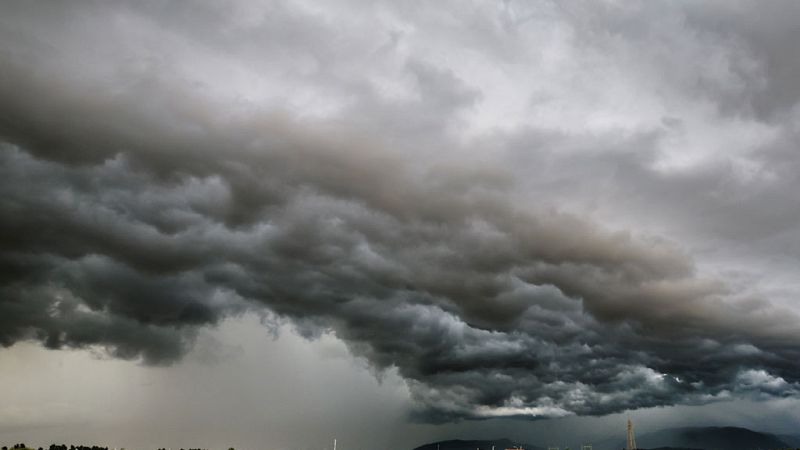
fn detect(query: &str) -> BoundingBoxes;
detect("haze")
[3,1,800,449]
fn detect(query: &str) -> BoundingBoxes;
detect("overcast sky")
[3,1,800,449]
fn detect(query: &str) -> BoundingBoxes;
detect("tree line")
[2,445,112,450]
[4,445,235,450]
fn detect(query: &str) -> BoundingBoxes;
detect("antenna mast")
[626,418,637,450]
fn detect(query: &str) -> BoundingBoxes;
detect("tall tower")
[626,418,637,450]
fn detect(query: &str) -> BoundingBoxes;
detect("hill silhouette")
[413,438,544,450]
[596,426,790,450]
[415,426,795,450]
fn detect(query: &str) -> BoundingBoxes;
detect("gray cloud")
[2,0,800,423]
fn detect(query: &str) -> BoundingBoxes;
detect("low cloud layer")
[3,0,800,422]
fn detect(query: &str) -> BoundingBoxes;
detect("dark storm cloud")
[3,0,800,421]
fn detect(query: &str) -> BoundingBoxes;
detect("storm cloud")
[3,0,800,422]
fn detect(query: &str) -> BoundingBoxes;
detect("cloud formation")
[2,0,800,421]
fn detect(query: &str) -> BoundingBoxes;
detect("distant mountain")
[415,426,794,450]
[627,426,789,450]
[413,438,544,450]
[775,435,800,448]
[638,447,703,450]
